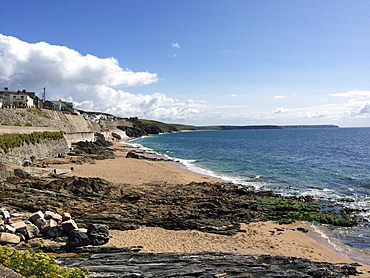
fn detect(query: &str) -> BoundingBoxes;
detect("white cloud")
[274,95,287,99]
[300,111,328,119]
[71,85,205,121]
[171,43,180,48]
[0,34,157,89]
[230,94,237,97]
[355,103,370,115]
[329,91,370,99]
[273,107,289,114]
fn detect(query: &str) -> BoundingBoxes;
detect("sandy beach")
[52,141,370,276]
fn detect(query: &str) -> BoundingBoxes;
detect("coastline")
[51,140,370,275]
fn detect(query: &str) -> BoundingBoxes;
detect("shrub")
[14,122,22,126]
[0,245,88,278]
[25,122,33,126]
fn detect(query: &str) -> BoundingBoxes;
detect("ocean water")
[128,128,370,259]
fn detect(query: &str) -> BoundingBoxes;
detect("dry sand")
[58,142,219,185]
[52,141,370,275]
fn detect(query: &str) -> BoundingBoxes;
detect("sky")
[1,0,370,127]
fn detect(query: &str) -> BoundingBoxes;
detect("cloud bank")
[0,34,157,88]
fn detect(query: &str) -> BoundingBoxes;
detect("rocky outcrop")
[70,140,115,161]
[0,171,360,236]
[55,249,362,278]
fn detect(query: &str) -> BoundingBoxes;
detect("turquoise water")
[130,128,370,257]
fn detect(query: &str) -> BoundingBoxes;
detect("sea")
[127,127,370,262]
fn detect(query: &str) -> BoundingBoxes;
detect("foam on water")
[124,139,258,188]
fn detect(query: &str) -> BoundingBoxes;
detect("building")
[0,87,39,108]
[0,89,34,108]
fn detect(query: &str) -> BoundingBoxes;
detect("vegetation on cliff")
[0,131,64,153]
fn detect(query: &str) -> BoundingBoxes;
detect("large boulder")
[17,224,40,240]
[66,230,89,247]
[87,224,110,245]
[0,232,20,244]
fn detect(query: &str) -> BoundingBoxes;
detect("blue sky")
[1,0,370,126]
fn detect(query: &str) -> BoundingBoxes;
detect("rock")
[47,226,65,239]
[1,209,10,219]
[35,218,58,234]
[44,211,55,220]
[0,232,20,244]
[10,212,25,218]
[13,168,31,179]
[1,209,10,224]
[126,151,140,159]
[87,224,110,245]
[66,230,89,247]
[62,219,78,234]
[29,211,44,223]
[62,212,72,221]
[16,232,26,242]
[5,224,16,233]
[11,221,27,230]
[17,224,40,240]
[111,132,121,139]
[52,213,63,224]
[56,251,362,278]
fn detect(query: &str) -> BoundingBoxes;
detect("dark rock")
[13,168,31,179]
[112,132,121,139]
[87,223,110,245]
[47,226,65,239]
[66,230,89,247]
[17,224,40,239]
[126,151,140,159]
[56,251,361,278]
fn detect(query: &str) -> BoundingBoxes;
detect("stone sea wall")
[0,138,69,166]
[0,109,132,164]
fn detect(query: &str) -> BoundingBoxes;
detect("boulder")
[17,224,40,240]
[35,218,58,234]
[1,209,10,224]
[4,225,16,234]
[29,211,44,223]
[0,232,20,244]
[62,212,72,221]
[66,230,89,247]
[87,224,110,245]
[44,211,55,220]
[62,219,78,234]
[47,226,65,239]
[52,213,63,224]
[11,221,27,230]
